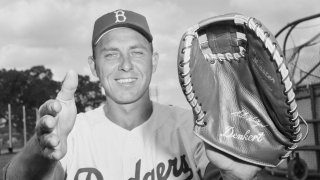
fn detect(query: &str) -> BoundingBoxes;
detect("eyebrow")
[99,45,148,52]
[99,47,119,52]
[129,44,149,50]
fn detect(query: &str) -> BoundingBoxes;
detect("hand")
[204,142,262,180]
[36,70,78,160]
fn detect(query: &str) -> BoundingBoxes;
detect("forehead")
[97,27,149,47]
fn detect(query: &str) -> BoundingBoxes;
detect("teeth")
[116,78,136,84]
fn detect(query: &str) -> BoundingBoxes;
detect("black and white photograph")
[0,0,319,179]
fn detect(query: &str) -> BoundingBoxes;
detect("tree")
[75,75,105,112]
[0,66,105,146]
[0,66,60,141]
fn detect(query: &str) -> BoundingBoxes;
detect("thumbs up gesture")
[36,70,78,160]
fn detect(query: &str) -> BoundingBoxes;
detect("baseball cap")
[92,9,153,46]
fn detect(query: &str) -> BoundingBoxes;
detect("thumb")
[56,70,78,102]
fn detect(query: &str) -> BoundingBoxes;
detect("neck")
[103,96,154,131]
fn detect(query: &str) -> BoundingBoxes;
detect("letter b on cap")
[114,10,126,23]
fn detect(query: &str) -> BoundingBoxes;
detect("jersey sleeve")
[180,111,222,179]
[193,137,210,177]
[177,108,210,178]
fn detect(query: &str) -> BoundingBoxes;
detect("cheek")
[137,59,153,73]
[96,61,115,78]
[145,63,154,77]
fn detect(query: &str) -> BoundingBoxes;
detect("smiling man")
[3,9,260,180]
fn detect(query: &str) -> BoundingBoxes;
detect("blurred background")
[0,0,319,179]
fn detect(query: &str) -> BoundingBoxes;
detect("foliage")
[0,66,105,141]
[75,75,105,112]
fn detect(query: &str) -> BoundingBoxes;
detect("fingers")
[39,100,61,117]
[36,114,59,149]
[35,70,77,160]
[39,133,60,149]
[56,70,78,102]
[37,115,57,134]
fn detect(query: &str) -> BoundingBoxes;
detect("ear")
[151,52,159,73]
[88,56,98,77]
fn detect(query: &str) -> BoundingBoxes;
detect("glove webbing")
[200,31,246,63]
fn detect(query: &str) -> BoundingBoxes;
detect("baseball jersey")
[59,102,210,180]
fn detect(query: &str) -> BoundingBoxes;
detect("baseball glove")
[177,13,308,167]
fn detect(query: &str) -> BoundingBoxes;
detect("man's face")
[90,27,158,104]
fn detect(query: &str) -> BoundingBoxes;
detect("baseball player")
[3,9,260,180]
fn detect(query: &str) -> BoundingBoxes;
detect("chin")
[111,92,140,104]
[113,98,139,105]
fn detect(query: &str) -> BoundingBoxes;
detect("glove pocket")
[193,60,295,167]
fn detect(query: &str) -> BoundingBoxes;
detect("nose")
[118,55,133,71]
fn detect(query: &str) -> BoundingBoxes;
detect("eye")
[104,52,119,59]
[131,50,144,57]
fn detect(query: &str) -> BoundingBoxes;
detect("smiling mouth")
[115,78,137,84]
